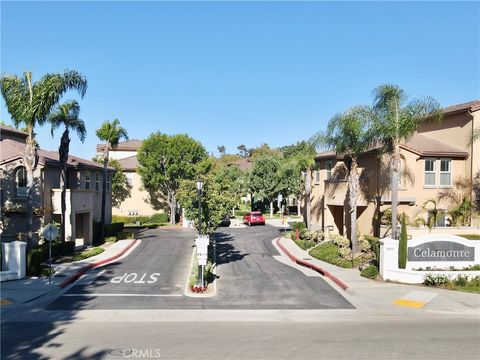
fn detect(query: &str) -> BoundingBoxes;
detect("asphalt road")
[46,225,352,310]
[2,314,479,359]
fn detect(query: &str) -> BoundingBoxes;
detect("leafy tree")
[237,144,250,158]
[312,106,372,253]
[398,213,408,269]
[48,100,86,250]
[213,162,247,215]
[217,145,226,156]
[215,153,242,167]
[109,159,132,207]
[248,154,283,218]
[250,143,280,158]
[96,119,128,239]
[0,70,87,248]
[370,84,442,239]
[437,177,477,226]
[177,172,236,235]
[137,132,207,224]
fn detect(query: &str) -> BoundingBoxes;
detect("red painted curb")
[59,239,138,289]
[276,238,349,291]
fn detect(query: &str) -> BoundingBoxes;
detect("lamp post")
[196,178,204,288]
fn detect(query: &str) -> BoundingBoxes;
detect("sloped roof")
[442,100,480,115]
[117,154,138,171]
[401,133,468,158]
[0,125,28,139]
[96,139,143,152]
[0,139,113,171]
[232,158,253,170]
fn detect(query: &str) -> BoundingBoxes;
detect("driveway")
[47,225,352,310]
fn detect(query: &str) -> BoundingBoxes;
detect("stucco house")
[96,139,158,217]
[0,125,113,247]
[310,100,480,238]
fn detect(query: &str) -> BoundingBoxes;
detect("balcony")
[51,189,93,214]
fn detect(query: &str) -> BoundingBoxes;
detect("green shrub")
[93,220,103,244]
[398,213,408,269]
[458,234,480,240]
[105,222,124,237]
[235,210,249,217]
[424,274,450,286]
[64,241,76,254]
[72,247,105,261]
[105,236,118,243]
[453,275,469,287]
[40,266,55,277]
[293,238,316,250]
[149,213,169,224]
[310,242,364,268]
[360,265,379,279]
[27,247,46,276]
[291,222,306,231]
[117,231,135,240]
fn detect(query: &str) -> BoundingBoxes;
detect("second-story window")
[424,158,436,186]
[107,174,111,191]
[315,170,320,183]
[440,158,451,186]
[15,166,27,197]
[326,160,333,180]
[95,173,100,191]
[85,172,91,190]
[126,173,133,186]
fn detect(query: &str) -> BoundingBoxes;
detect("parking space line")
[62,293,183,297]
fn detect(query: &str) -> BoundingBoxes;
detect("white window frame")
[85,172,91,190]
[106,173,111,192]
[424,158,436,186]
[315,170,320,184]
[95,173,100,191]
[15,167,27,197]
[326,160,333,180]
[439,158,452,186]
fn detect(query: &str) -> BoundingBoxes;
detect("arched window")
[15,167,27,197]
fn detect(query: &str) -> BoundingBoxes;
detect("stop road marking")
[110,273,160,284]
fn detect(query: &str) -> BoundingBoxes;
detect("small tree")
[398,213,408,269]
[137,132,207,224]
[217,145,226,156]
[96,119,128,240]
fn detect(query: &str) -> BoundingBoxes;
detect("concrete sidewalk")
[275,237,480,314]
[0,239,138,307]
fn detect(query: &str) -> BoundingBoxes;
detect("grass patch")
[72,247,105,261]
[457,234,480,240]
[309,242,363,268]
[292,238,316,250]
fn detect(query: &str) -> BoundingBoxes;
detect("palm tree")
[96,119,128,241]
[0,70,87,248]
[371,84,442,240]
[314,106,372,253]
[48,100,86,252]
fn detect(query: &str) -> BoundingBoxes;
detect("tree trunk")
[348,158,359,253]
[24,131,37,250]
[100,146,109,242]
[305,168,312,229]
[270,200,274,218]
[391,146,400,239]
[169,191,176,225]
[59,130,70,254]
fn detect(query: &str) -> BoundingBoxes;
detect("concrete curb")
[59,239,138,289]
[275,237,349,292]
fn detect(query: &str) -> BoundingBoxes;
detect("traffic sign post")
[195,235,209,287]
[43,223,59,285]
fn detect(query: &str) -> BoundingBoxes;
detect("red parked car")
[243,211,265,226]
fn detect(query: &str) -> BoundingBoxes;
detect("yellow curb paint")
[0,299,12,306]
[393,299,427,308]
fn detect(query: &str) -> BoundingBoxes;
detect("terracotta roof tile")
[96,139,143,152]
[117,155,138,171]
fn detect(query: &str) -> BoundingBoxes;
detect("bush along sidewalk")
[72,247,105,262]
[424,274,480,294]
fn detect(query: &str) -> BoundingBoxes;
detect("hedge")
[27,240,74,276]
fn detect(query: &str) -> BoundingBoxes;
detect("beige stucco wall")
[112,171,158,217]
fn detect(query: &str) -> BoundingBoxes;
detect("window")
[126,173,133,186]
[428,209,448,227]
[326,160,333,180]
[85,172,91,190]
[15,167,27,197]
[440,158,451,186]
[424,158,436,186]
[107,174,111,191]
[95,173,100,191]
[315,170,320,183]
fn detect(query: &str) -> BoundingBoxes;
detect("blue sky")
[1,1,479,160]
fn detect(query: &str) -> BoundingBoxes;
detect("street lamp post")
[196,178,204,288]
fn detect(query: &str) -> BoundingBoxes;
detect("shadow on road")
[214,232,248,265]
